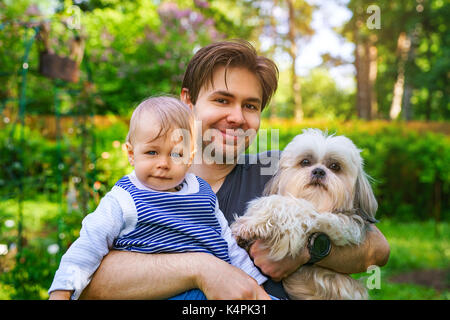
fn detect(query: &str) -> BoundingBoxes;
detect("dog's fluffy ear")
[263,171,282,196]
[354,168,378,222]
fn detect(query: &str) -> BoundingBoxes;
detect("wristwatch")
[305,232,331,265]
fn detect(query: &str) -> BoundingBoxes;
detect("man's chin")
[201,141,246,165]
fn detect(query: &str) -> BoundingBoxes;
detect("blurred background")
[0,0,448,299]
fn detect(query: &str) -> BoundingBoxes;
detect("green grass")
[357,219,449,300]
[368,281,449,300]
[0,197,61,234]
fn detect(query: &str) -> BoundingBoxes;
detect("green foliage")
[344,0,449,120]
[0,0,230,115]
[264,68,355,120]
[299,68,355,120]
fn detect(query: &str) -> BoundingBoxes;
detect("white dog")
[231,129,378,300]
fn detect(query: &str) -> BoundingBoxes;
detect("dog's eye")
[329,163,341,171]
[300,159,311,167]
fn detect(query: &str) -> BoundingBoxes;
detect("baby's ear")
[125,142,135,166]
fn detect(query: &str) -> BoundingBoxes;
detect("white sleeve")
[215,203,267,285]
[48,192,125,299]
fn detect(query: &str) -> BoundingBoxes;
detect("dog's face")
[266,129,377,215]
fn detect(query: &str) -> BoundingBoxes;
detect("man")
[51,40,390,300]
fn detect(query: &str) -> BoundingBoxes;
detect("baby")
[48,96,268,300]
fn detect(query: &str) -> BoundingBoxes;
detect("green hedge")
[260,120,449,222]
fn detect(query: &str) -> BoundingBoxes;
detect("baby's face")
[127,115,192,192]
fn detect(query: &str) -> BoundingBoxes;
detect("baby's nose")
[157,157,170,169]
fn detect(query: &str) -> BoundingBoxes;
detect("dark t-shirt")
[216,151,290,299]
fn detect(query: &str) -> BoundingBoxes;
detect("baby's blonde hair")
[126,96,194,145]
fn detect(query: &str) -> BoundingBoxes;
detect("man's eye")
[245,104,258,111]
[215,98,228,104]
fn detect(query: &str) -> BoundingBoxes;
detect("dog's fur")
[231,129,378,300]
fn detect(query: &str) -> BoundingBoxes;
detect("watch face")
[314,234,331,255]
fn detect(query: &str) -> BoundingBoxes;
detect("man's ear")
[126,142,135,166]
[180,88,194,110]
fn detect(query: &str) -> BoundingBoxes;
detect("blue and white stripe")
[113,176,231,263]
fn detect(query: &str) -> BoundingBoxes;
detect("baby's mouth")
[152,176,171,180]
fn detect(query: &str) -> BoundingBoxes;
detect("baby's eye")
[147,151,157,156]
[170,152,182,158]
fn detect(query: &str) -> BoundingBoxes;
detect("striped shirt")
[48,172,266,299]
[113,175,230,263]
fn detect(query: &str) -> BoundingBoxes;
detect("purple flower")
[204,18,214,26]
[175,9,192,19]
[194,0,210,9]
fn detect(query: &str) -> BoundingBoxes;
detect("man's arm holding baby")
[249,225,390,282]
[56,225,388,299]
[79,204,271,300]
[79,250,269,300]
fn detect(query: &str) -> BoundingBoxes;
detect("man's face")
[183,66,263,163]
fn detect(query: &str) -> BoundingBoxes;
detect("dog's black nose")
[312,167,326,178]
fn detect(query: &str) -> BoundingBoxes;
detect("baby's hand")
[49,290,73,300]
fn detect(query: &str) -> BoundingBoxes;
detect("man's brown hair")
[182,39,279,110]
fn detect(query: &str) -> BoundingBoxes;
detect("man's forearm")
[80,250,202,299]
[316,225,390,274]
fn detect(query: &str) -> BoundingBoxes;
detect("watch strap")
[305,232,331,265]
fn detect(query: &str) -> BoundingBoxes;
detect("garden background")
[0,0,448,300]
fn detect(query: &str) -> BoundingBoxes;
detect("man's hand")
[49,290,73,300]
[195,253,271,300]
[249,240,310,282]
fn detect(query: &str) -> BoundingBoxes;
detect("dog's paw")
[310,213,366,246]
[231,195,316,260]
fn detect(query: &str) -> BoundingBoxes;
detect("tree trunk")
[390,32,411,120]
[355,37,370,118]
[402,83,413,120]
[368,37,378,119]
[355,40,366,119]
[354,21,378,120]
[287,0,303,121]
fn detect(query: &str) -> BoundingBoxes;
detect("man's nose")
[227,104,245,126]
[312,167,326,179]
